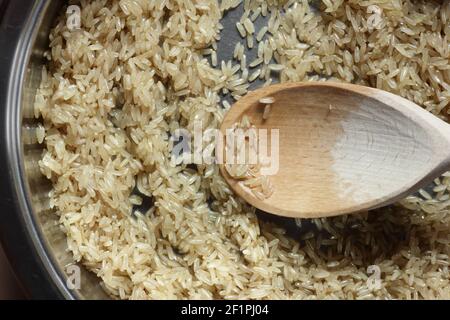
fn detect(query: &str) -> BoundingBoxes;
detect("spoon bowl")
[219,82,450,218]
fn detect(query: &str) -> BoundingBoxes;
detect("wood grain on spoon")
[219,82,450,219]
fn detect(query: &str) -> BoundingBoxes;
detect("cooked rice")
[35,0,450,300]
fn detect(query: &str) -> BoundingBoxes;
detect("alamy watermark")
[366,265,382,291]
[170,120,280,176]
[66,264,81,290]
[66,5,81,31]
[367,5,384,32]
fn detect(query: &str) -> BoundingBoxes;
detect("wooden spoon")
[219,82,450,219]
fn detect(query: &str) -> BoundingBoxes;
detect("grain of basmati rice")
[268,64,284,71]
[249,69,261,82]
[243,18,255,34]
[259,97,275,104]
[256,26,268,41]
[236,22,246,37]
[249,57,263,68]
[262,104,271,120]
[247,36,254,49]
